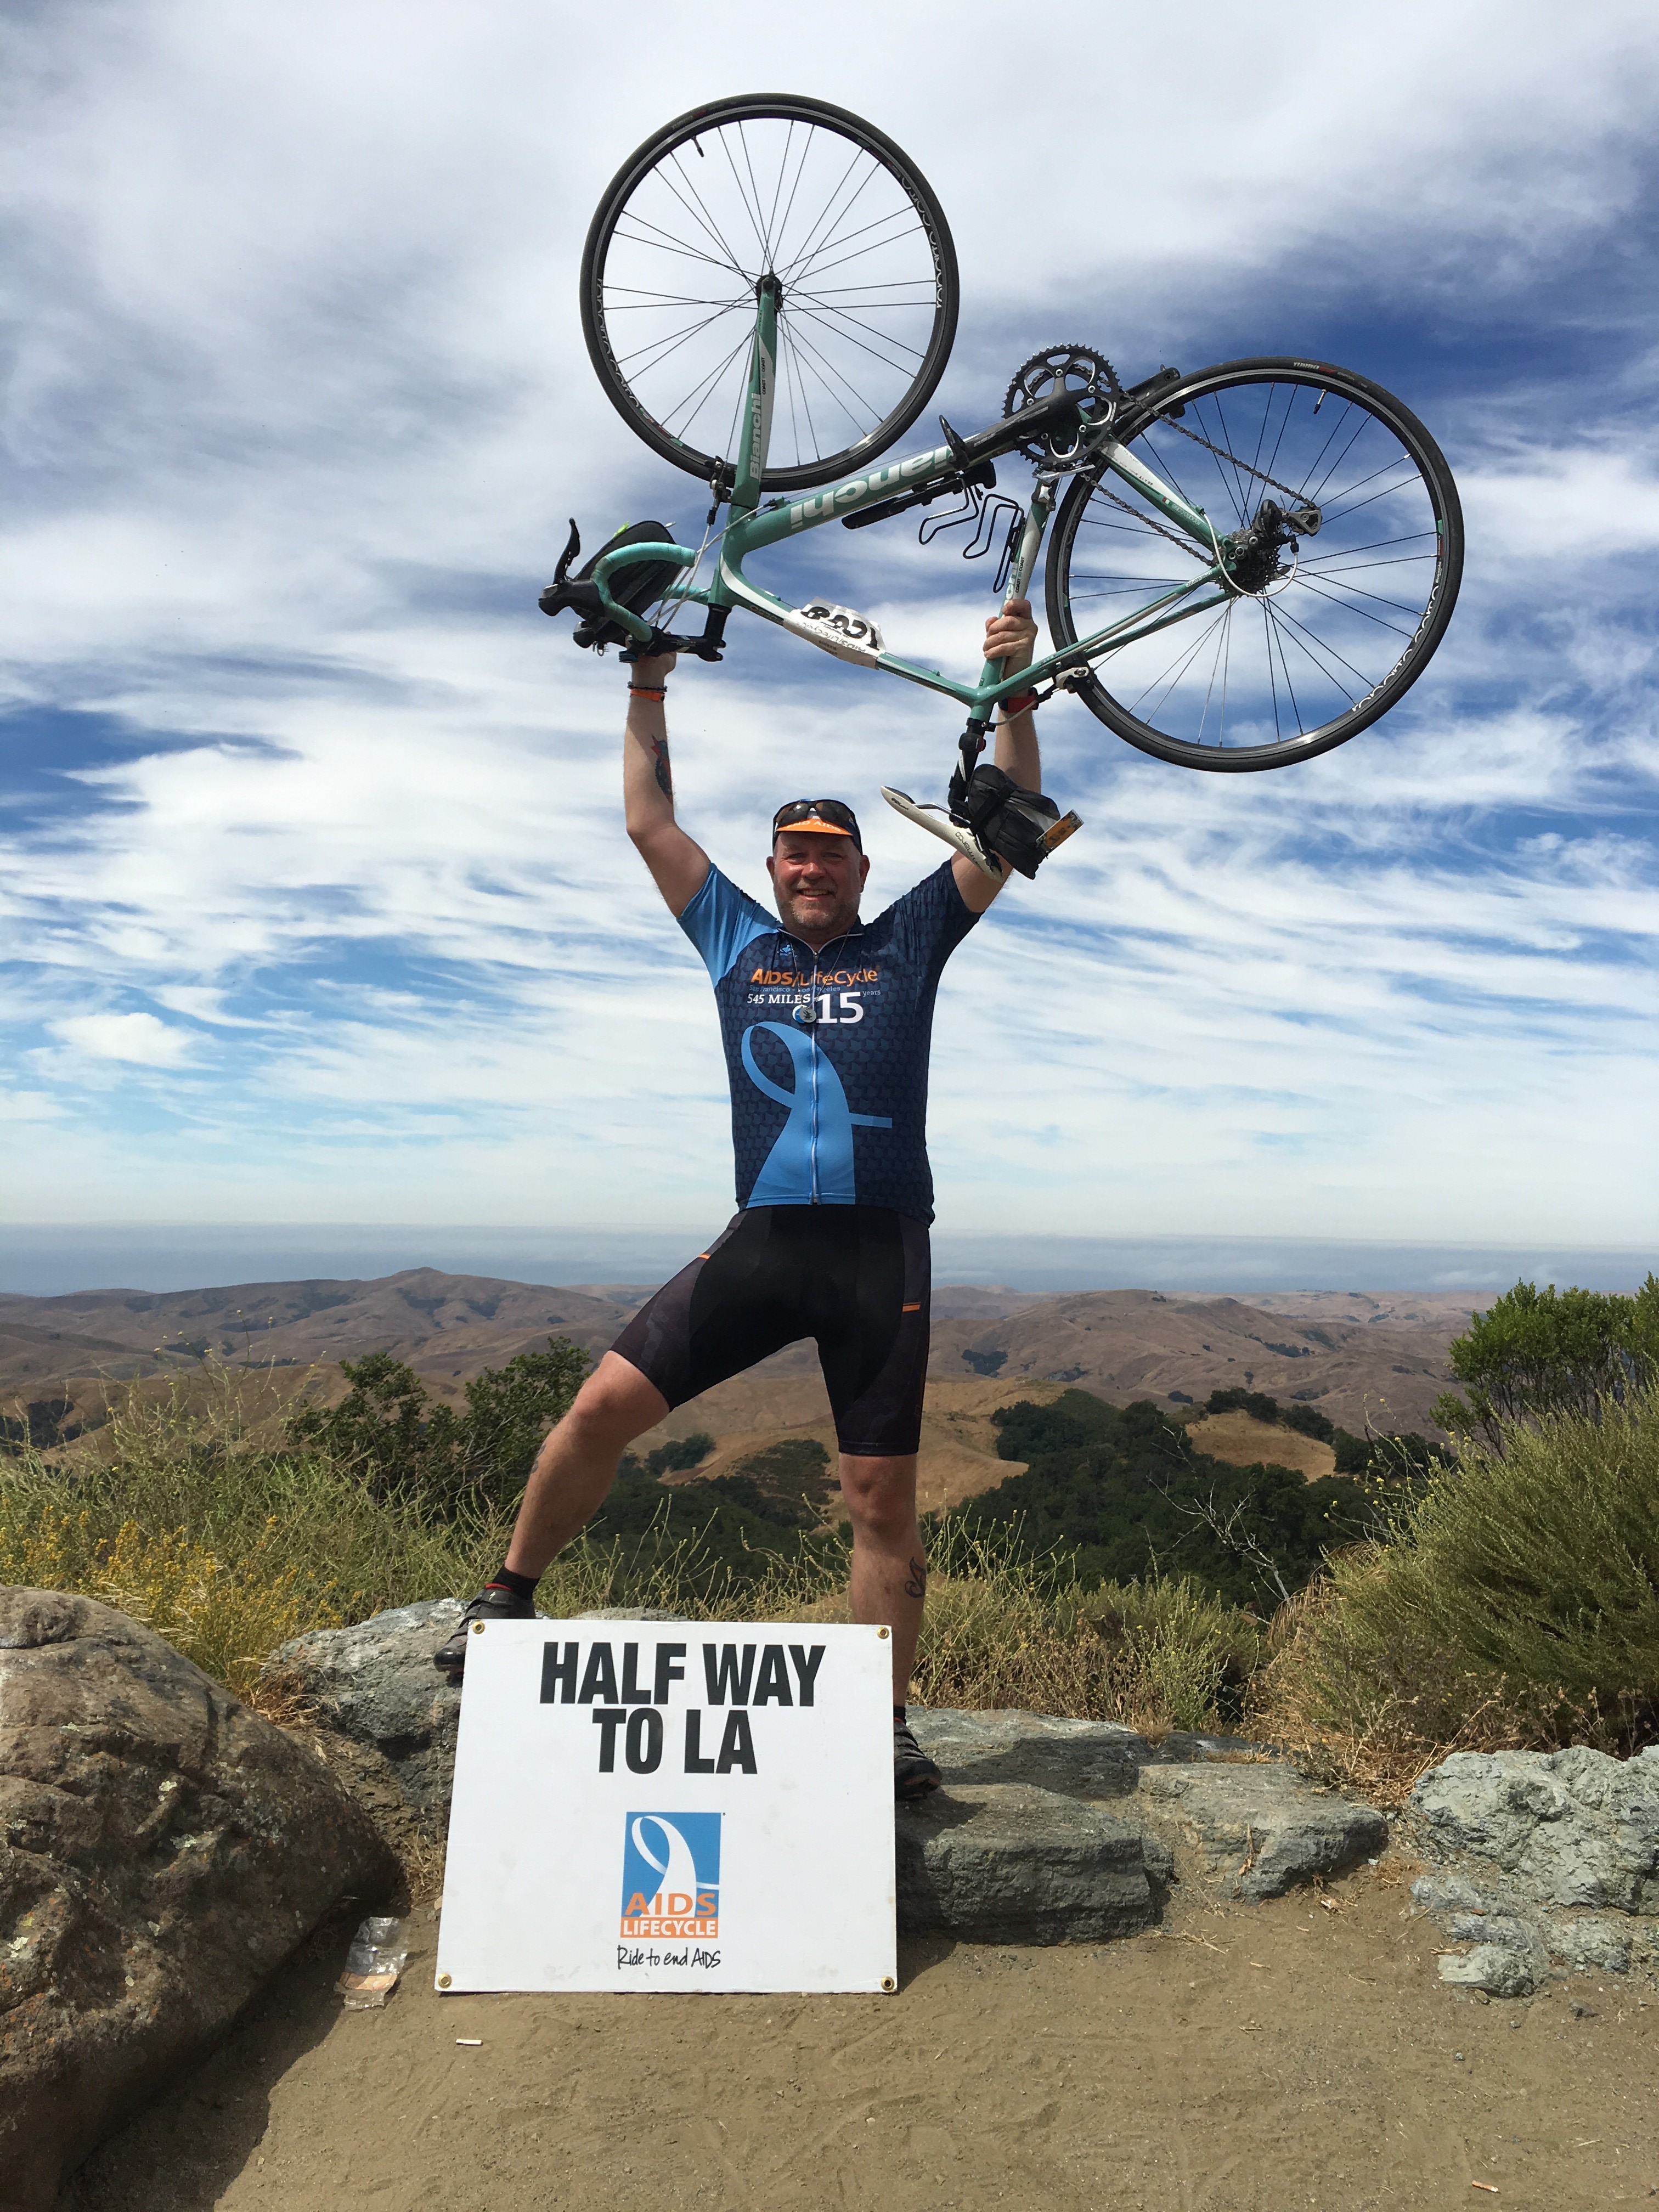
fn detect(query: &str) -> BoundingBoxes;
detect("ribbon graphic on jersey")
[740,1022,891,1205]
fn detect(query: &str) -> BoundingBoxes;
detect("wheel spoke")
[783,298,925,377]
[659,151,752,279]
[1291,573,1423,633]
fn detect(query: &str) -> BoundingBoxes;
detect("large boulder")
[0,1587,394,2212]
[896,1784,1169,1943]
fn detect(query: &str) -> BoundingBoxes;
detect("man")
[436,597,1045,1799]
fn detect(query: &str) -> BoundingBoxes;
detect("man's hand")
[629,648,678,686]
[984,596,1037,675]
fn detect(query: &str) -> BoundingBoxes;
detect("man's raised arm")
[951,596,1041,914]
[623,648,710,918]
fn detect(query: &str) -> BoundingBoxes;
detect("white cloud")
[47,1012,200,1066]
[2,0,1656,1253]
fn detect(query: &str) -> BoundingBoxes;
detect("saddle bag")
[538,520,685,650]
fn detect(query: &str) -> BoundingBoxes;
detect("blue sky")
[3,0,1656,1286]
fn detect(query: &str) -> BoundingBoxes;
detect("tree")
[286,1336,591,1511]
[1431,1275,1659,1450]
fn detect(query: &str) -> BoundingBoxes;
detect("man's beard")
[777,883,857,939]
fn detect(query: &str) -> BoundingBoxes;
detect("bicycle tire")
[1044,358,1464,771]
[580,94,958,493]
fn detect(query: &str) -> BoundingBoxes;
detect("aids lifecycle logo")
[620,1812,721,1940]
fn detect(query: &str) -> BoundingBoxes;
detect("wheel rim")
[584,102,955,490]
[1056,367,1458,766]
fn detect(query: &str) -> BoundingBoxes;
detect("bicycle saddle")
[538,519,685,650]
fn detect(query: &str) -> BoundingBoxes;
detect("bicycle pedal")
[1041,810,1083,853]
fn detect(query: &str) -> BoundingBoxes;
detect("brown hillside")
[928,1287,1458,1435]
[1184,1409,1336,1481]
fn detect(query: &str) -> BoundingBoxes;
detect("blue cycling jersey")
[678,860,980,1223]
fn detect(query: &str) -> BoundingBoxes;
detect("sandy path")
[60,1861,1655,2212]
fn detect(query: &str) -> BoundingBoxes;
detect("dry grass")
[0,1367,1261,1739]
[0,1506,345,1701]
[1251,1386,1659,1798]
[13,1361,1652,1787]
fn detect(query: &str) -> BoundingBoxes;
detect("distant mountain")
[927,1287,1466,1437]
[0,1271,1464,1483]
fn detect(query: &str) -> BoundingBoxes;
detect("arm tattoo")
[651,735,672,800]
[904,1556,928,1600]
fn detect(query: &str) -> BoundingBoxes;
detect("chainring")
[1002,345,1124,460]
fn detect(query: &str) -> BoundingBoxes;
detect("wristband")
[628,685,667,701]
[1000,689,1039,718]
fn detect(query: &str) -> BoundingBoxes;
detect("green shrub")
[285,1338,589,1512]
[1256,1385,1659,1788]
[645,1431,714,1476]
[1432,1274,1659,1448]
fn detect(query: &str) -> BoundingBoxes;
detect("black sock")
[893,1704,906,1724]
[489,1566,540,1603]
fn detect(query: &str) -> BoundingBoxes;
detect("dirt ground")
[60,1862,1656,2212]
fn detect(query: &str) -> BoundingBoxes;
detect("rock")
[0,1587,393,2212]
[1550,1916,1633,1974]
[1410,1746,1659,1914]
[267,1598,464,1828]
[1438,1937,1546,1999]
[909,1708,1152,1799]
[1132,1763,1389,1900]
[1411,1872,1493,1915]
[573,1608,689,1622]
[896,1784,1163,1943]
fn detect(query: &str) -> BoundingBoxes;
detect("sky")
[3,0,1657,1293]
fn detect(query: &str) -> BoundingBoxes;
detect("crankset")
[1003,345,1124,462]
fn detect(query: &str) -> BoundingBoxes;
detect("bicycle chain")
[1149,410,1315,510]
[1099,487,1215,563]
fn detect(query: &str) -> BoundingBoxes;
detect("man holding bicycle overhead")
[436,598,1044,1799]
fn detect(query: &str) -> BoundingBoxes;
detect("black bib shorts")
[610,1204,930,1459]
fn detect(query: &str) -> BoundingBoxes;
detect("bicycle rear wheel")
[1045,359,1463,770]
[580,94,958,493]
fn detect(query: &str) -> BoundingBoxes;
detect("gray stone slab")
[908,1707,1152,1799]
[268,1598,464,1827]
[896,1784,1159,1944]
[1133,1762,1389,1900]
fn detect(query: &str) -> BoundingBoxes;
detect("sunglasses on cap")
[771,798,862,848]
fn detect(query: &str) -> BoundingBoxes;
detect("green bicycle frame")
[589,290,1235,720]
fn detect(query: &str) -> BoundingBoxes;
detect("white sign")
[436,1620,896,1994]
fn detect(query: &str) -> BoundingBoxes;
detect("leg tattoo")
[904,1556,928,1600]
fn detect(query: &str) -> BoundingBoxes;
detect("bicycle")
[540,94,1464,874]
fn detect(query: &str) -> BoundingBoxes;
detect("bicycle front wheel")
[580,94,958,492]
[1045,359,1463,770]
